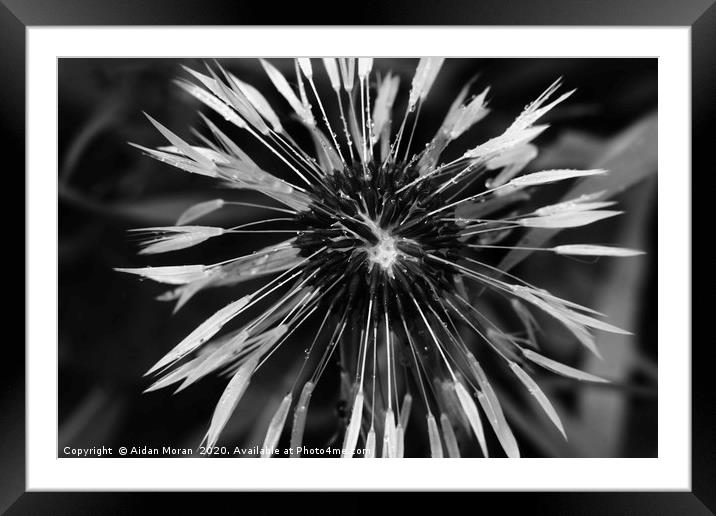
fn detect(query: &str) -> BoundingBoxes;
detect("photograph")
[58,56,658,460]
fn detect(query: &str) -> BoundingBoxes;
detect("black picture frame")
[3,1,710,513]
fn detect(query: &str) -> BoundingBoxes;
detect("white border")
[28,27,691,490]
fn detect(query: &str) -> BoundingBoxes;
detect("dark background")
[58,57,657,458]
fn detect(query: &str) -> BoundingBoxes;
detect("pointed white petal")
[130,143,219,178]
[157,145,230,165]
[565,309,632,335]
[454,381,489,457]
[535,201,616,217]
[174,329,251,392]
[522,349,609,383]
[143,359,199,393]
[115,265,208,285]
[383,409,398,458]
[517,210,623,229]
[465,125,548,159]
[467,355,520,458]
[408,57,445,109]
[204,355,259,448]
[144,113,215,169]
[145,295,252,375]
[509,362,566,439]
[372,74,400,142]
[449,87,490,139]
[229,75,284,133]
[364,427,376,458]
[297,58,313,78]
[261,393,293,458]
[427,414,444,458]
[399,393,413,430]
[176,199,225,225]
[485,143,538,187]
[338,58,356,92]
[341,390,364,458]
[260,59,315,127]
[511,79,574,131]
[395,424,405,458]
[508,169,607,188]
[553,244,645,257]
[137,226,224,255]
[289,381,315,457]
[322,58,341,90]
[509,285,603,357]
[357,57,373,78]
[439,413,461,458]
[175,79,247,129]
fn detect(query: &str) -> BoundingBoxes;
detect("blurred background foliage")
[59,58,657,458]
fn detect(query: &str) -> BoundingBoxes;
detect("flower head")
[118,58,642,458]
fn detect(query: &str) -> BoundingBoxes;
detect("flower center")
[294,163,463,314]
[367,230,399,272]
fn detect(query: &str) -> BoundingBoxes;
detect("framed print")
[4,0,712,513]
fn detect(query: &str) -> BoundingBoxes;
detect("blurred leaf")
[567,179,656,457]
[59,184,268,225]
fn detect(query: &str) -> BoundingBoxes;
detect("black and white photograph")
[5,0,710,510]
[58,57,658,460]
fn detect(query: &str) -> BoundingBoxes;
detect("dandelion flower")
[118,58,643,458]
